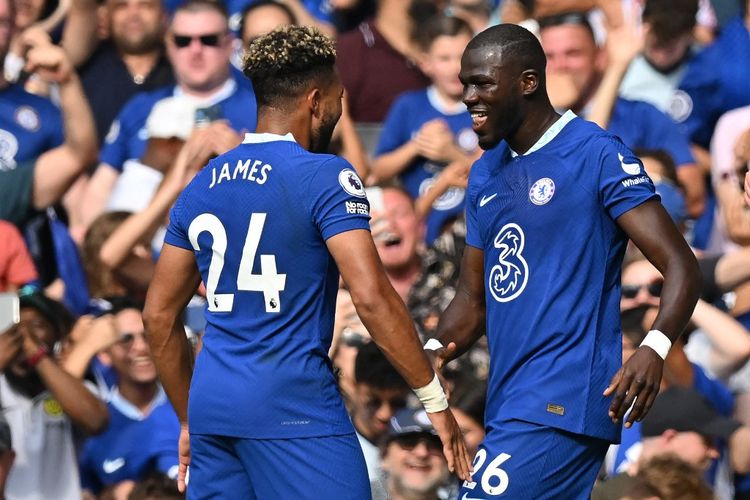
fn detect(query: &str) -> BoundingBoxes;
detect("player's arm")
[327,229,472,480]
[143,243,201,425]
[429,245,486,370]
[605,200,701,426]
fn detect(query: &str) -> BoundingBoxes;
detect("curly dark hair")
[242,25,337,108]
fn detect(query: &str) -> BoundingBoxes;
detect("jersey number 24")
[188,213,286,313]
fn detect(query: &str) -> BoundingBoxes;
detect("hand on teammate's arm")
[606,201,701,427]
[326,230,473,480]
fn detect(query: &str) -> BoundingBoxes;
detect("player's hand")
[427,341,458,372]
[177,423,190,493]
[426,408,473,482]
[603,346,663,427]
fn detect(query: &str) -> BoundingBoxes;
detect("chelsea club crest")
[529,177,555,206]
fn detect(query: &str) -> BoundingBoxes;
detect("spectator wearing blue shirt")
[538,12,706,218]
[78,0,257,235]
[373,15,479,244]
[79,297,180,499]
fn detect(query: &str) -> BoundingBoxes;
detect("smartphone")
[0,292,20,334]
[365,187,384,213]
[194,105,222,127]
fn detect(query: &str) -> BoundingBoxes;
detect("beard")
[309,112,339,153]
[5,368,45,399]
[113,29,163,56]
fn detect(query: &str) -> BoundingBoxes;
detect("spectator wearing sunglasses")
[371,407,451,500]
[78,296,180,499]
[78,0,256,238]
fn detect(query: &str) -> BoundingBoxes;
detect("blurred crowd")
[1,0,750,498]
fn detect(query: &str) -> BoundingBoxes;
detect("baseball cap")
[145,96,198,140]
[0,414,11,453]
[388,407,437,438]
[641,386,741,440]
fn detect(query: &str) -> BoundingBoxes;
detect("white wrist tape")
[639,330,672,360]
[423,338,445,351]
[414,373,449,413]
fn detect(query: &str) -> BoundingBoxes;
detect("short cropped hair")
[239,0,296,42]
[414,14,473,52]
[242,25,336,108]
[642,0,698,43]
[172,0,228,22]
[468,23,547,81]
[537,11,595,41]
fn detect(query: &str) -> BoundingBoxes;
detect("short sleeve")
[597,137,659,220]
[374,94,411,156]
[307,157,371,241]
[163,191,193,250]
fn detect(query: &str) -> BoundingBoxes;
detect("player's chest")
[473,159,596,243]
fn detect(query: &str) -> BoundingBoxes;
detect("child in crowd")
[372,15,479,244]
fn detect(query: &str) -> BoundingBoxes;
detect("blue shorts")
[187,432,370,499]
[458,419,609,499]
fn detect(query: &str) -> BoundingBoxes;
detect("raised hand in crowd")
[414,118,465,164]
[61,314,122,378]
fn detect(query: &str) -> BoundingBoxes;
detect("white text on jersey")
[209,159,272,188]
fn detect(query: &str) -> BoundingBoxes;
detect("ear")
[520,69,539,96]
[306,87,322,118]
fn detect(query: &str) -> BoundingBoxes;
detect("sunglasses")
[393,433,443,454]
[172,33,224,48]
[621,282,663,299]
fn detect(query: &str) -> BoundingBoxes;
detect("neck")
[388,481,436,500]
[375,2,416,60]
[384,258,421,301]
[119,381,158,414]
[507,103,561,155]
[121,52,160,81]
[433,86,463,109]
[256,107,310,150]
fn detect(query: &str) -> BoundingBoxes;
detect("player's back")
[164,133,370,439]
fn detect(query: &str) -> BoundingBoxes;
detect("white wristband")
[639,330,672,360]
[414,373,449,413]
[423,338,444,351]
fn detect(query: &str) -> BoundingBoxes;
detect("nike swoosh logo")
[102,458,125,474]
[618,153,641,176]
[479,193,497,207]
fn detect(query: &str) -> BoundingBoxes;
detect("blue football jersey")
[376,87,478,243]
[164,133,371,439]
[99,77,257,172]
[0,84,63,170]
[466,112,658,443]
[79,389,180,494]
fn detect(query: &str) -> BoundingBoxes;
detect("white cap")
[145,96,198,140]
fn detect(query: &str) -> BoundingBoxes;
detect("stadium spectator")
[128,472,183,500]
[81,211,136,299]
[371,408,451,500]
[538,11,705,217]
[77,0,175,145]
[351,341,411,482]
[0,220,37,292]
[79,297,180,499]
[337,0,429,122]
[593,386,750,499]
[604,454,713,500]
[373,15,478,244]
[618,0,700,119]
[0,291,108,499]
[78,0,256,235]
[0,415,13,500]
[677,0,750,150]
[236,0,296,46]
